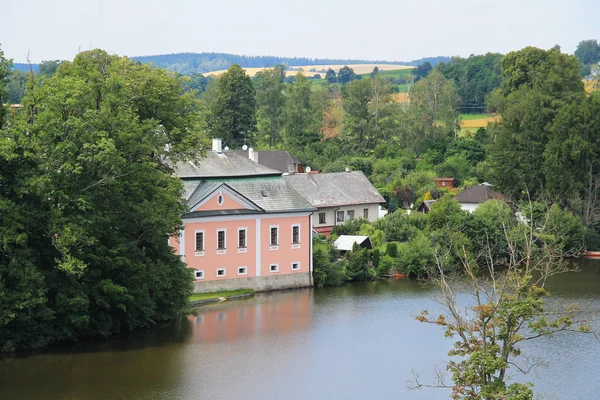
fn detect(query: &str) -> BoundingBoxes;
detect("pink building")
[171,139,316,293]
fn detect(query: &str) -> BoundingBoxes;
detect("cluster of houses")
[170,139,386,293]
[171,138,510,293]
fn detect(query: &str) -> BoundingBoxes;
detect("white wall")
[313,203,381,227]
[460,203,480,213]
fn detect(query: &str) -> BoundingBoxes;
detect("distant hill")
[130,53,451,75]
[13,63,39,72]
[11,53,451,75]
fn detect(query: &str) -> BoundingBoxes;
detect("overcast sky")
[1,0,598,63]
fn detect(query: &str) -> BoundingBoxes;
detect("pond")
[1,260,599,400]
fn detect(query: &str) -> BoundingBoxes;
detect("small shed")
[417,200,436,214]
[333,235,373,252]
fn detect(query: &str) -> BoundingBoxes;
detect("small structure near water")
[333,235,373,253]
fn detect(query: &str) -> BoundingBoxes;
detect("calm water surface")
[1,260,599,400]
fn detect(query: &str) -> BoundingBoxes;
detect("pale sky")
[1,0,598,63]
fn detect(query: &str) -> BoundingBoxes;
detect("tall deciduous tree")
[0,49,201,352]
[488,47,584,199]
[207,64,256,147]
[574,39,600,65]
[282,73,322,149]
[255,66,286,148]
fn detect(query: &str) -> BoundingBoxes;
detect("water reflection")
[186,289,312,343]
[0,263,599,400]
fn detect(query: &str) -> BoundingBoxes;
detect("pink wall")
[172,214,311,282]
[260,216,310,276]
[194,191,249,212]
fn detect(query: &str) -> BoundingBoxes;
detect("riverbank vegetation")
[189,289,254,303]
[0,49,203,353]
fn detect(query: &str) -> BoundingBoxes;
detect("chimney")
[248,147,258,163]
[212,138,222,153]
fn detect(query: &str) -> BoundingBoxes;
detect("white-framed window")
[347,210,355,220]
[336,210,344,222]
[319,212,326,224]
[292,225,300,244]
[363,208,369,219]
[270,225,279,250]
[269,264,279,273]
[217,194,224,205]
[194,230,205,255]
[442,181,446,187]
[216,268,226,277]
[194,269,204,280]
[291,262,300,271]
[217,229,226,254]
[238,266,247,276]
[238,227,247,251]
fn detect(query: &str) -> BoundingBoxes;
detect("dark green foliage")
[385,242,398,257]
[0,49,199,352]
[312,239,347,286]
[6,70,28,104]
[412,62,432,81]
[378,211,420,242]
[436,53,502,113]
[396,232,434,276]
[574,39,600,65]
[427,198,465,231]
[331,218,368,236]
[337,66,359,85]
[325,68,337,83]
[346,244,371,281]
[181,73,209,96]
[488,47,584,199]
[38,60,62,77]
[206,64,256,147]
[0,45,12,128]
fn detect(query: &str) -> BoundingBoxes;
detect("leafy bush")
[397,232,435,276]
[386,242,399,257]
[312,239,347,286]
[331,218,368,236]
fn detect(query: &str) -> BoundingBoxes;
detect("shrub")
[397,232,435,276]
[386,242,399,257]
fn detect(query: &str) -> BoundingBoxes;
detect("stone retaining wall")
[192,272,312,293]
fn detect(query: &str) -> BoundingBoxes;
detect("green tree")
[38,60,62,78]
[488,47,584,199]
[574,39,600,65]
[255,66,286,148]
[337,66,359,85]
[207,64,256,147]
[413,203,592,399]
[412,61,432,81]
[282,73,322,149]
[6,70,28,104]
[325,68,337,84]
[0,44,12,128]
[0,49,200,352]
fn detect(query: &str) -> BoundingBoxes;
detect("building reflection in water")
[186,289,313,344]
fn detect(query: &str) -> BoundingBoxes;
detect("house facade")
[171,139,315,293]
[283,171,386,236]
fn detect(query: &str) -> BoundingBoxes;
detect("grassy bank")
[189,288,254,302]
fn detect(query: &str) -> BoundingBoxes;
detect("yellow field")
[206,64,413,78]
[460,116,498,128]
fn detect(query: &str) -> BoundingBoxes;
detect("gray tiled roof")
[455,185,510,204]
[233,150,302,173]
[183,177,315,216]
[173,150,282,179]
[283,171,385,208]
